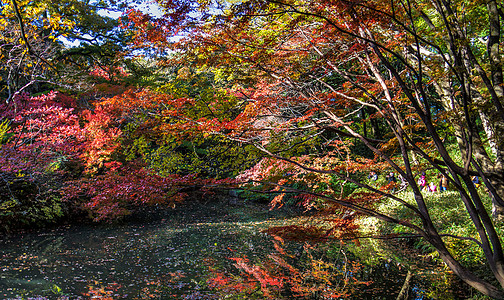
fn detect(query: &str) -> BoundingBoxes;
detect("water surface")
[0,202,454,299]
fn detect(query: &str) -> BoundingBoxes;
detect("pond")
[0,202,461,299]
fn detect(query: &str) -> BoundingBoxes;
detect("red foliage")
[90,66,129,81]
[80,105,122,173]
[0,89,242,223]
[0,91,213,222]
[0,91,124,178]
[0,92,84,175]
[62,162,190,220]
[62,159,237,221]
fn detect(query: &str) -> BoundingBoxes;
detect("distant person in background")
[386,172,397,192]
[368,171,378,181]
[386,172,396,183]
[417,172,427,191]
[438,174,449,192]
[428,182,437,192]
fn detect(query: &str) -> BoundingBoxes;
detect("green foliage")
[355,189,504,299]
[329,175,359,198]
[122,124,259,178]
[0,180,64,232]
[368,190,502,270]
[0,118,10,144]
[0,0,135,100]
[111,71,265,179]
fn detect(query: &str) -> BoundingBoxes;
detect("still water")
[0,203,451,299]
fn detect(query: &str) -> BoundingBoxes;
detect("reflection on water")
[0,203,449,299]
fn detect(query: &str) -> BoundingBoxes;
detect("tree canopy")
[2,0,504,298]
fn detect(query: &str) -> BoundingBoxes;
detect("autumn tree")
[0,0,137,101]
[0,91,83,229]
[125,0,504,297]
